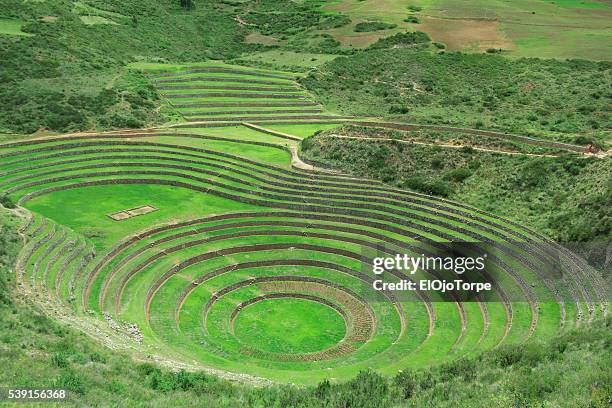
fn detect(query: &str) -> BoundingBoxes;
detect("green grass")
[0,18,34,36]
[545,0,607,9]
[25,184,261,250]
[140,61,348,131]
[234,297,347,354]
[262,123,343,138]
[178,126,298,144]
[80,16,119,26]
[234,50,339,69]
[322,0,611,59]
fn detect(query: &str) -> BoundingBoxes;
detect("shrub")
[389,105,409,114]
[368,31,430,49]
[403,16,420,24]
[354,21,397,32]
[574,135,593,145]
[179,0,195,10]
[431,158,444,169]
[54,369,85,394]
[403,177,453,197]
[318,14,351,29]
[444,167,473,182]
[51,352,70,368]
[394,369,418,399]
[0,195,16,209]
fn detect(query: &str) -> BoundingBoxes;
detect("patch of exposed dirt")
[419,16,515,51]
[39,16,58,23]
[245,32,279,45]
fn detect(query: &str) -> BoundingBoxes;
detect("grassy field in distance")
[321,0,611,59]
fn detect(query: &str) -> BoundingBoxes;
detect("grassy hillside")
[0,0,256,134]
[2,1,611,137]
[0,209,609,407]
[301,49,611,144]
[301,129,611,244]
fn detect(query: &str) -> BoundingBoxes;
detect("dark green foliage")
[404,177,453,196]
[368,31,430,50]
[317,14,351,30]
[404,16,420,24]
[0,195,15,209]
[407,5,423,12]
[389,105,410,114]
[353,21,397,32]
[0,70,161,134]
[286,33,343,54]
[394,368,418,399]
[444,166,473,182]
[180,0,195,10]
[574,135,595,145]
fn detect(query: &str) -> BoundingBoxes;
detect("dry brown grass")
[245,32,279,46]
[419,16,514,51]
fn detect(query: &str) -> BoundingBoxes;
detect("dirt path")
[326,134,565,157]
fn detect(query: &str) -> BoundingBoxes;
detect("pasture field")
[321,0,611,59]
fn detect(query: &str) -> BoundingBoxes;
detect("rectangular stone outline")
[107,205,158,221]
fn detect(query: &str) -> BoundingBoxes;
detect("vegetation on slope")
[301,49,611,143]
[0,0,256,134]
[301,132,611,244]
[0,209,609,407]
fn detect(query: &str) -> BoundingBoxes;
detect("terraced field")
[146,63,353,129]
[2,64,607,385]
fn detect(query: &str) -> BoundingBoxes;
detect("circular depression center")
[233,297,347,354]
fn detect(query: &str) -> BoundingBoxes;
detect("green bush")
[394,369,418,399]
[574,135,593,145]
[444,166,473,182]
[0,195,16,209]
[369,31,430,49]
[354,21,397,32]
[389,105,410,114]
[54,369,85,394]
[403,177,453,197]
